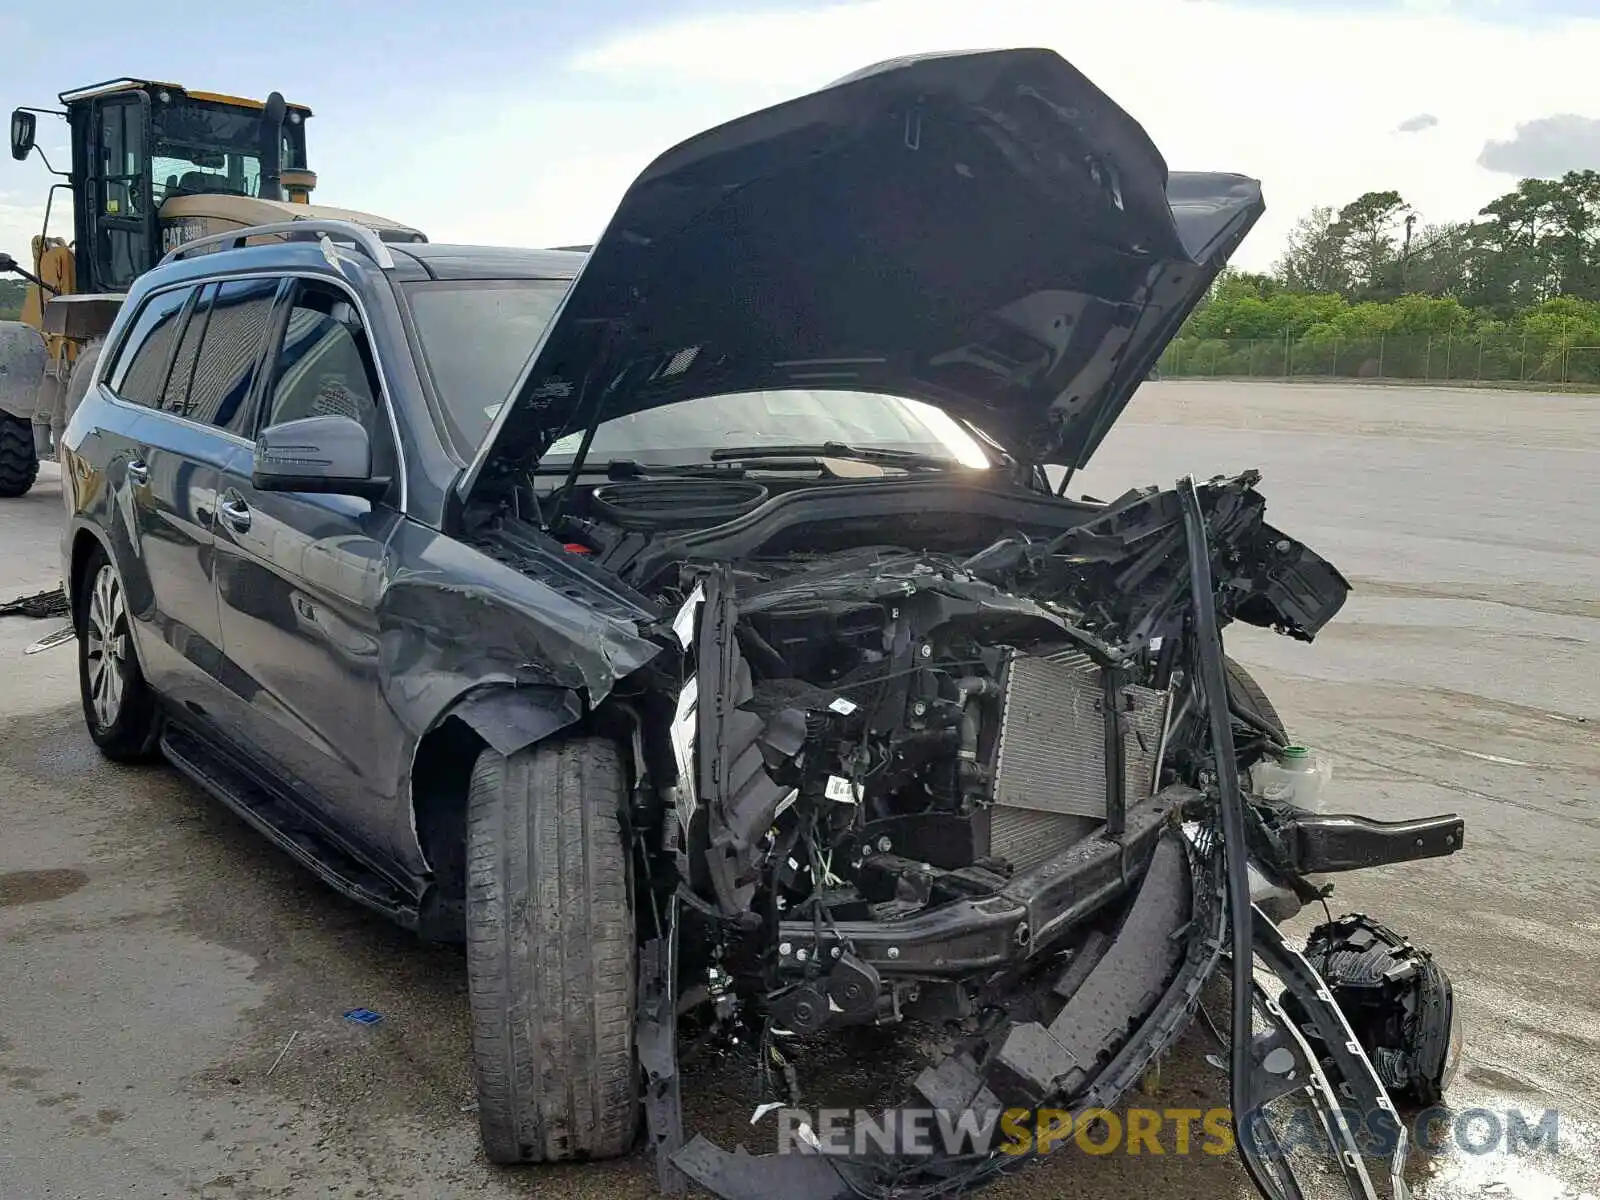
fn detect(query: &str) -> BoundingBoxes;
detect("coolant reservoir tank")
[1249,744,1333,811]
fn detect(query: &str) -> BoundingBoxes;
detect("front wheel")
[464,736,639,1164]
[76,545,162,761]
[1225,656,1286,741]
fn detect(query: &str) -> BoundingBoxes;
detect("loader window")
[98,103,146,218]
[150,100,266,203]
[93,96,153,289]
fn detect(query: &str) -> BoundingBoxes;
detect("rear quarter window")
[105,286,196,407]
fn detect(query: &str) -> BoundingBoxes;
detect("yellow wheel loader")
[0,78,425,497]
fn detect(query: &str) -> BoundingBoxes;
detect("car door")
[211,275,404,858]
[93,280,230,709]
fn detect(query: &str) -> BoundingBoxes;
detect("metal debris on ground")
[265,1030,300,1078]
[0,587,69,620]
[24,625,75,655]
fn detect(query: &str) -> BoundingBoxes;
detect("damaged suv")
[59,48,1464,1200]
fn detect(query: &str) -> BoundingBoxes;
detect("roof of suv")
[388,243,587,282]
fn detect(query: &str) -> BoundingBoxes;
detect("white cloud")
[0,195,56,265]
[560,0,1600,267]
[1478,114,1600,178]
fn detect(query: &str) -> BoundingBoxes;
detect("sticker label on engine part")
[828,697,858,715]
[824,775,861,804]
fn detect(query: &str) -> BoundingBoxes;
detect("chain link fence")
[1157,334,1600,387]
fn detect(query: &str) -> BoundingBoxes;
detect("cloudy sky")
[2,0,1597,274]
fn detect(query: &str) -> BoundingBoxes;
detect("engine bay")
[473,470,1350,1030]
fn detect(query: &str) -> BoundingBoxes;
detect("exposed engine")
[510,471,1355,1045]
[676,569,1184,1040]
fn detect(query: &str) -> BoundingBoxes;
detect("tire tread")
[465,737,636,1164]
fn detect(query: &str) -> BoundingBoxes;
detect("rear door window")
[185,277,281,436]
[159,284,214,415]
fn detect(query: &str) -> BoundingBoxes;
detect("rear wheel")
[464,736,638,1164]
[0,411,39,498]
[76,545,162,761]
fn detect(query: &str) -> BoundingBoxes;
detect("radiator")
[988,647,1171,871]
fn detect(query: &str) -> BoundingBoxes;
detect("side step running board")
[160,723,419,927]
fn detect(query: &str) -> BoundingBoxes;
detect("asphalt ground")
[2,380,1595,1199]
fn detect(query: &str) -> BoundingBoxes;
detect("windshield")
[403,278,571,458]
[151,100,275,203]
[542,390,992,469]
[404,277,992,470]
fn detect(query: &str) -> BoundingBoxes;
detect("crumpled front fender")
[378,518,667,871]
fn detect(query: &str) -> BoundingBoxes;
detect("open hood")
[460,48,1263,502]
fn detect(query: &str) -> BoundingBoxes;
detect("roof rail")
[158,219,397,270]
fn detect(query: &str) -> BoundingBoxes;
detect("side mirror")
[10,109,36,162]
[252,415,390,502]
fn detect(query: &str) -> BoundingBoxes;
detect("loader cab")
[53,80,313,293]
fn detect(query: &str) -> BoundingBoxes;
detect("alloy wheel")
[85,563,129,729]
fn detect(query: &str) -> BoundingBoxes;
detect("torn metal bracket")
[1178,474,1288,1200]
[638,899,688,1194]
[1268,808,1464,874]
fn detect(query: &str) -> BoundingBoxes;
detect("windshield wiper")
[527,445,960,480]
[708,442,961,470]
[529,459,749,479]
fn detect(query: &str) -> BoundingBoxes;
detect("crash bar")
[158,219,396,270]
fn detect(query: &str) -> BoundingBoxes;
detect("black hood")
[460,48,1263,501]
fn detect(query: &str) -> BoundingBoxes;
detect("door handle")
[126,458,149,484]
[218,494,253,533]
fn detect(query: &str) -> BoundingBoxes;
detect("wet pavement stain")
[0,868,88,907]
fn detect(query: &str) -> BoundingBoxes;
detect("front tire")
[465,737,638,1164]
[0,411,39,498]
[1225,656,1286,740]
[76,545,161,761]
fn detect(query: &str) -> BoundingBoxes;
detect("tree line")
[1167,171,1600,385]
[0,279,23,322]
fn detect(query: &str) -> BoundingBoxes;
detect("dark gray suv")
[59,48,1465,1200]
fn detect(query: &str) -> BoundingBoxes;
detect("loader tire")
[0,411,38,498]
[465,736,638,1164]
